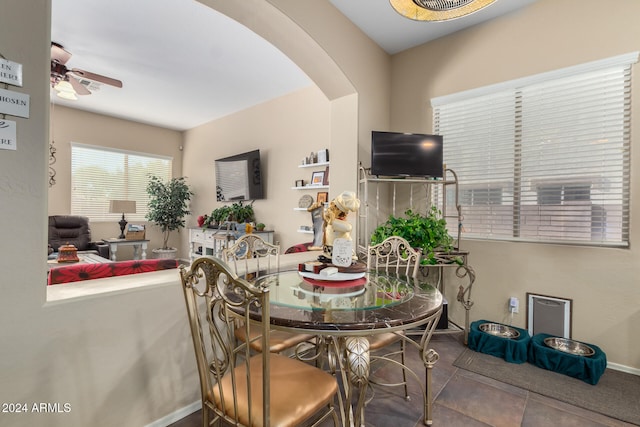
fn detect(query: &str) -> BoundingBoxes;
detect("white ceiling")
[51,0,536,131]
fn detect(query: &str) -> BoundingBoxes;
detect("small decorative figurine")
[322,191,360,264]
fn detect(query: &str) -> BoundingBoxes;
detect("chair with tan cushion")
[179,257,339,427]
[223,234,315,355]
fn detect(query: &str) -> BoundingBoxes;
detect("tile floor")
[168,332,634,427]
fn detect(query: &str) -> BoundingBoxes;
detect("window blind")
[433,53,637,246]
[71,143,172,222]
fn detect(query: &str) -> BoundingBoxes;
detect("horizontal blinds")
[433,54,635,246]
[71,143,172,222]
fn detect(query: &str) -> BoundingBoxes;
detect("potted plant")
[370,206,460,265]
[146,175,194,258]
[255,222,265,231]
[229,201,255,224]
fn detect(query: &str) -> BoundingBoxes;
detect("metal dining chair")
[222,234,315,355]
[365,236,422,408]
[179,257,340,427]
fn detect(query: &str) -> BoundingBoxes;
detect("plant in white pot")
[146,175,194,259]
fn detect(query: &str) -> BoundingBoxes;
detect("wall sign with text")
[0,88,29,118]
[0,120,17,151]
[0,58,23,87]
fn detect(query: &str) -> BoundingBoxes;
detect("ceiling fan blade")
[51,42,72,65]
[70,68,123,88]
[67,76,91,96]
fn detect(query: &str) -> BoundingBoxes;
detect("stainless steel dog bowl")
[544,337,595,357]
[479,322,520,339]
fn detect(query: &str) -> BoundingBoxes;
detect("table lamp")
[109,200,136,239]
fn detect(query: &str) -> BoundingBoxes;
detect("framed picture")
[295,179,304,188]
[311,170,325,186]
[323,166,330,185]
[317,192,328,204]
[317,149,328,163]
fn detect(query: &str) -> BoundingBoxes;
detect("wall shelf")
[291,185,330,190]
[299,161,329,168]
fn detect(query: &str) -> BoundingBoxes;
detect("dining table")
[252,269,444,427]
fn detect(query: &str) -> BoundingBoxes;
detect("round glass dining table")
[254,269,443,335]
[254,269,444,427]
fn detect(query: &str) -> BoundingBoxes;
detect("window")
[71,143,172,222]
[433,53,637,246]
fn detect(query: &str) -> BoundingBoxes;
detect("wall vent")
[527,293,572,338]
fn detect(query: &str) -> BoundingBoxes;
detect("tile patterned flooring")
[169,333,635,427]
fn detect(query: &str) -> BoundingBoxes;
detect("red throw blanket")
[48,259,178,285]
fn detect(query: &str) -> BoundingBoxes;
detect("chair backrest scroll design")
[222,234,280,281]
[179,257,271,426]
[367,236,421,279]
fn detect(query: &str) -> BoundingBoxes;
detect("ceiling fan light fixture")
[56,90,77,101]
[54,80,74,93]
[389,0,496,21]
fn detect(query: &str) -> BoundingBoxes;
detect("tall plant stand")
[357,165,476,343]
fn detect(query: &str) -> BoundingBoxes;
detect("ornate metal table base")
[316,308,442,427]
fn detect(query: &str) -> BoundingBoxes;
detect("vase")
[153,247,177,259]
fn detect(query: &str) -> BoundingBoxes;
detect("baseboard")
[144,400,201,427]
[607,362,640,376]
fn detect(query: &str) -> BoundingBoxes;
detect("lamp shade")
[109,200,136,214]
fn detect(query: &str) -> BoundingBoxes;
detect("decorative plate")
[298,271,366,281]
[298,194,314,208]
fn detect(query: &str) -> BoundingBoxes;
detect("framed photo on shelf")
[295,179,304,188]
[317,192,328,204]
[323,166,330,185]
[311,170,325,186]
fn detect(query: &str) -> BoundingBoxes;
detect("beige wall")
[4,1,638,426]
[390,0,640,368]
[182,85,331,251]
[0,1,388,426]
[48,106,184,258]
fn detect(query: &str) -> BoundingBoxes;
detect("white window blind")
[433,53,637,246]
[71,143,172,222]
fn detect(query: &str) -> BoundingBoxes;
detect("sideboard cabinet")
[189,227,274,261]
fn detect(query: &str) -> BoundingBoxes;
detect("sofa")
[48,215,110,259]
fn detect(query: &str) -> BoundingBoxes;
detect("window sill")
[45,269,180,306]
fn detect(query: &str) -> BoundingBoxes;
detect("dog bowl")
[544,337,595,357]
[479,322,520,339]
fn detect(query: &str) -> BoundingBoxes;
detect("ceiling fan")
[50,42,123,100]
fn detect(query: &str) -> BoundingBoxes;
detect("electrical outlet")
[509,297,519,313]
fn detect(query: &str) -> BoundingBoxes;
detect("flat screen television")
[215,149,264,201]
[371,131,443,178]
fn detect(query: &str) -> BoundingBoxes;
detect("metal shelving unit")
[357,165,476,343]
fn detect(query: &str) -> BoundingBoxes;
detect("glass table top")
[254,270,443,334]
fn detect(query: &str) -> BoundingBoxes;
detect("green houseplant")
[229,201,255,224]
[146,175,194,256]
[370,206,458,265]
[200,201,255,229]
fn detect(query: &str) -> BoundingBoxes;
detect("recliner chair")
[48,215,110,259]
